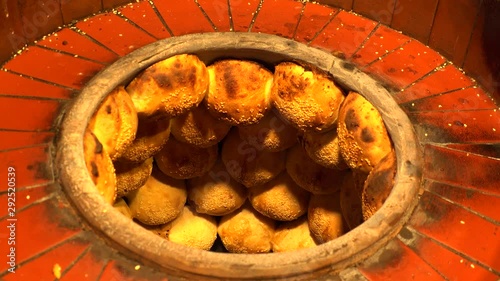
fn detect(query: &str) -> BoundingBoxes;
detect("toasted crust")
[221,129,286,188]
[238,110,298,152]
[249,172,310,221]
[187,160,247,216]
[271,216,318,253]
[218,202,275,253]
[166,206,218,250]
[155,137,218,179]
[339,171,368,230]
[126,54,209,118]
[337,92,392,173]
[118,116,171,163]
[286,144,348,194]
[272,62,344,132]
[114,157,153,198]
[362,150,396,221]
[308,192,345,244]
[127,168,187,225]
[205,60,273,125]
[88,86,138,160]
[171,103,231,148]
[302,128,348,170]
[83,130,116,204]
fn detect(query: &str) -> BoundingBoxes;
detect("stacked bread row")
[83,54,395,253]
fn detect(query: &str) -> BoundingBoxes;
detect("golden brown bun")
[155,137,218,179]
[238,110,298,152]
[271,216,318,253]
[302,129,348,170]
[308,192,345,243]
[249,172,310,221]
[118,116,171,163]
[271,62,344,132]
[221,129,286,188]
[362,150,396,221]
[113,198,132,219]
[218,202,275,253]
[83,130,116,204]
[187,160,247,216]
[337,92,392,173]
[286,144,348,194]
[126,54,209,119]
[166,206,218,250]
[88,86,138,160]
[171,103,231,148]
[205,60,273,125]
[114,158,153,198]
[340,171,368,230]
[127,168,187,225]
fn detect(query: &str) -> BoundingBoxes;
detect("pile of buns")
[83,54,396,253]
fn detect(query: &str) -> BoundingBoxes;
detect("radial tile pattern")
[0,0,498,280]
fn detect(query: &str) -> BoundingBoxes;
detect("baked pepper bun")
[205,59,273,125]
[337,92,392,173]
[221,129,286,188]
[83,129,116,204]
[114,157,153,198]
[171,103,231,148]
[87,86,138,161]
[238,110,298,152]
[126,54,209,119]
[271,62,344,132]
[286,144,348,195]
[187,159,247,216]
[271,216,318,253]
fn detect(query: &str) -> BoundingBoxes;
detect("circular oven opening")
[55,33,422,279]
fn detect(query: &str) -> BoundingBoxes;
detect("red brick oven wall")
[0,0,498,100]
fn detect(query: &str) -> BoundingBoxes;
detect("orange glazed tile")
[0,184,56,218]
[428,0,480,66]
[310,11,377,58]
[0,198,82,272]
[60,247,107,281]
[0,97,61,131]
[395,64,475,104]
[364,40,446,90]
[409,109,500,143]
[0,70,72,100]
[154,0,214,35]
[390,0,439,43]
[423,145,500,196]
[2,239,89,281]
[400,87,498,112]
[359,239,445,281]
[294,3,337,43]
[118,1,172,39]
[444,143,500,159]
[400,228,499,281]
[0,145,53,191]
[197,0,231,31]
[37,28,119,64]
[4,46,104,89]
[252,0,303,38]
[408,191,500,272]
[76,13,156,57]
[352,0,397,25]
[351,24,410,67]
[316,0,353,10]
[425,180,500,223]
[99,260,168,281]
[0,131,54,151]
[230,0,261,32]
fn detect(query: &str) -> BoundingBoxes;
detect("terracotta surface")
[0,0,499,280]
